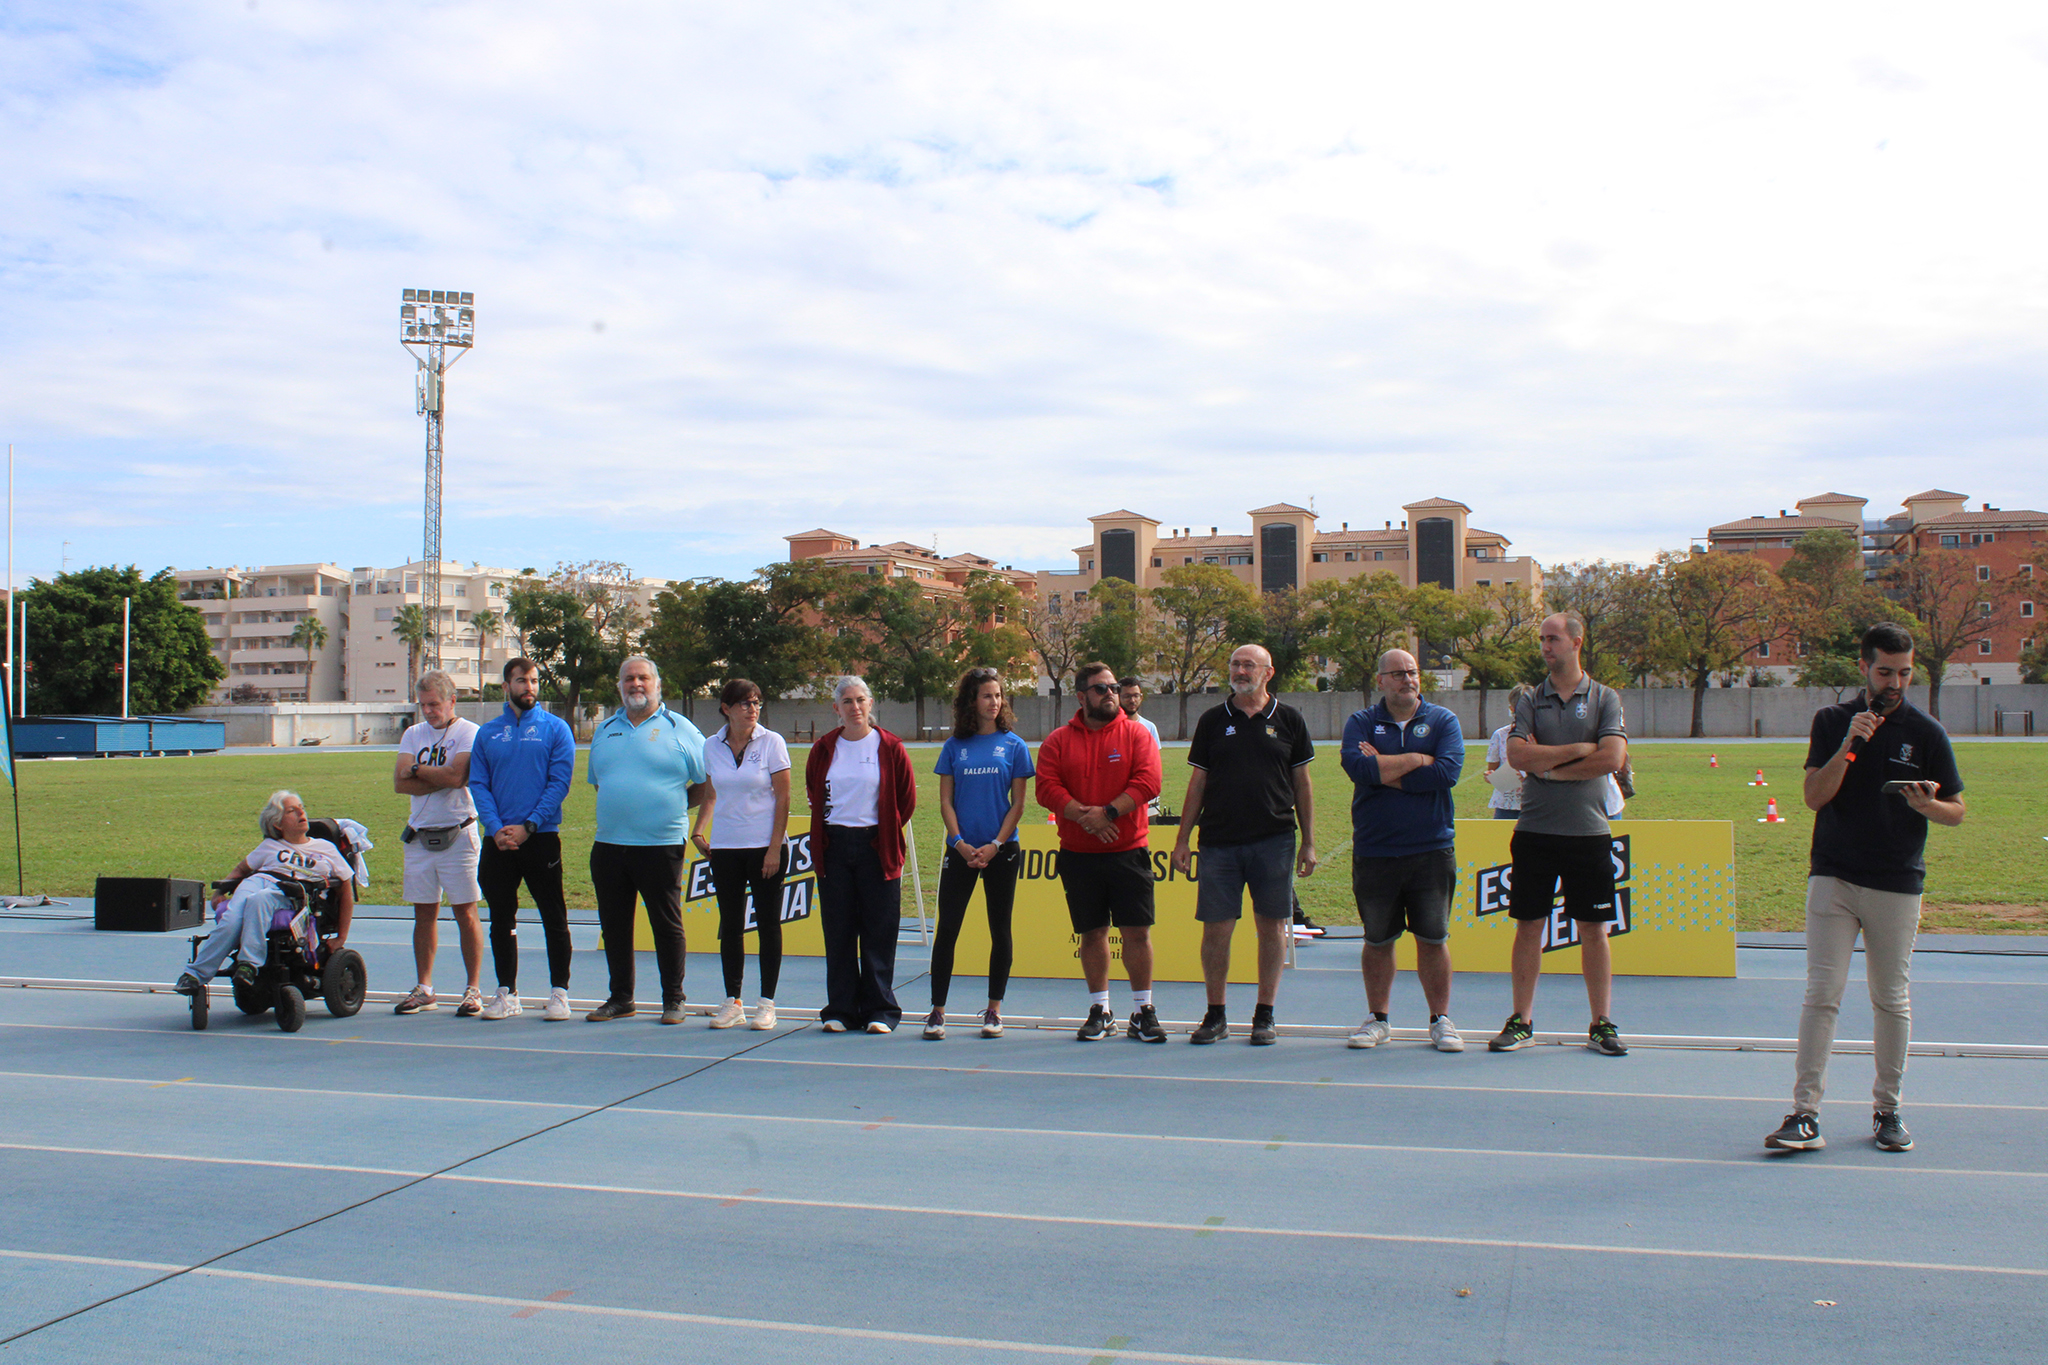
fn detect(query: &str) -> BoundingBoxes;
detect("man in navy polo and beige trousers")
[585,655,708,1025]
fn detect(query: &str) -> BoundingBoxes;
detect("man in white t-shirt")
[391,671,485,1017]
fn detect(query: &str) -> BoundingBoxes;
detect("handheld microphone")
[1845,690,1888,763]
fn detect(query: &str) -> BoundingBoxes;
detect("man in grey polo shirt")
[1492,611,1631,1057]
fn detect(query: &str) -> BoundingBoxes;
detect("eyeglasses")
[1080,683,1118,697]
[1378,669,1420,679]
[728,698,762,709]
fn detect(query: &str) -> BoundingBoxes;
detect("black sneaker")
[1076,1004,1114,1041]
[1764,1112,1824,1151]
[1873,1111,1913,1152]
[173,972,201,996]
[1127,1005,1167,1043]
[1587,1018,1628,1056]
[1189,1010,1229,1045]
[585,999,638,1022]
[1248,1013,1278,1046]
[232,961,260,988]
[1488,1015,1534,1052]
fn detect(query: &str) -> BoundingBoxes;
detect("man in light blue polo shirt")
[585,655,708,1024]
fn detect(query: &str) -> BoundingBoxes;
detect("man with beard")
[470,657,578,1021]
[585,655,708,1025]
[1037,661,1164,1042]
[1765,622,1966,1155]
[1171,644,1316,1047]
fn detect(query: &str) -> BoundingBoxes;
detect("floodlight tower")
[399,288,475,673]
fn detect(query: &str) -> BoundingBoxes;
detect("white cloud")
[3,0,2045,585]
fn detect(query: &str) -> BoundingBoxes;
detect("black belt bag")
[406,817,475,852]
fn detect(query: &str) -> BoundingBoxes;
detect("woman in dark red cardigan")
[804,676,917,1032]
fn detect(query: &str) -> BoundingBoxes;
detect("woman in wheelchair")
[174,789,354,995]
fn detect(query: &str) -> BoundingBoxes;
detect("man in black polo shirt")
[1765,622,1965,1155]
[1171,644,1316,1046]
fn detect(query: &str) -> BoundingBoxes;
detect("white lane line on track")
[0,1143,428,1177]
[9,1130,2047,1184]
[0,1071,594,1111]
[0,1249,1331,1365]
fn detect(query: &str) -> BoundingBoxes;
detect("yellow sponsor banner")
[1419,819,1737,977]
[643,819,1736,980]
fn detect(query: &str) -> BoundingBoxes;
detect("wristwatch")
[408,762,421,780]
[521,820,538,837]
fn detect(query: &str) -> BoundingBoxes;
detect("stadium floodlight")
[399,289,475,673]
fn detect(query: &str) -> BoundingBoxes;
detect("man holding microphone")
[1766,622,1966,1154]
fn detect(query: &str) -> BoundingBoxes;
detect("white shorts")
[402,826,482,906]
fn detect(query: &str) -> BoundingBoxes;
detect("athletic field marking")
[0,1070,594,1111]
[0,1250,1335,1364]
[0,1142,427,1177]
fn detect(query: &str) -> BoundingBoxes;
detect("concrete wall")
[190,683,2048,746]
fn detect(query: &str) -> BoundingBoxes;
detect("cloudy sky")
[5,1,2044,588]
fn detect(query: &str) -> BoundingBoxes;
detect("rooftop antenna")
[400,288,475,672]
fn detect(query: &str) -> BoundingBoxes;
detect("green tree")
[1780,528,1891,692]
[505,587,614,721]
[954,572,1034,681]
[1147,564,1260,738]
[1644,550,1781,736]
[1882,544,2016,719]
[1077,578,1145,679]
[1545,560,1641,687]
[469,609,502,698]
[22,566,224,714]
[1411,582,1540,734]
[392,605,434,690]
[825,576,960,735]
[640,580,721,719]
[1250,587,1331,692]
[1311,572,1413,692]
[1019,591,1094,709]
[699,561,858,700]
[288,615,328,698]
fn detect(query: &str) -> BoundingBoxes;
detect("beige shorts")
[402,826,482,906]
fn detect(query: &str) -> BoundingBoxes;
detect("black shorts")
[1508,831,1618,923]
[1058,848,1157,932]
[1352,847,1456,946]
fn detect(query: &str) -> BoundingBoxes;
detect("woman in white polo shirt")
[690,678,792,1031]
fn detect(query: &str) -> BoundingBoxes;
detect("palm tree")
[393,604,433,687]
[470,609,501,698]
[288,615,329,700]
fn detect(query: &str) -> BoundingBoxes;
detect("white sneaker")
[541,988,570,1022]
[708,998,746,1029]
[1430,1016,1465,1052]
[865,1020,893,1034]
[821,1019,848,1033]
[479,987,522,1020]
[751,1001,777,1031]
[1348,1017,1391,1049]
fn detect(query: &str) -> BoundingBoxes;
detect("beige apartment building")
[175,564,350,703]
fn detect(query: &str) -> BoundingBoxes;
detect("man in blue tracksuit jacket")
[1339,647,1466,1053]
[468,657,578,1020]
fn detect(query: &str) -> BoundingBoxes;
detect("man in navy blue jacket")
[1339,648,1465,1053]
[469,657,578,1021]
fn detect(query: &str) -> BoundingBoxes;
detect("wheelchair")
[186,817,369,1034]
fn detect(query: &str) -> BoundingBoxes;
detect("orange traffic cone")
[1709,754,1718,768]
[1758,797,1785,823]
[1748,769,1768,787]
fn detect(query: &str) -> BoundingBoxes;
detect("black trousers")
[477,831,574,992]
[819,826,901,1028]
[590,841,687,1005]
[931,842,1020,1007]
[708,845,786,1000]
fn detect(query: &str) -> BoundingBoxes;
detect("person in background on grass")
[1765,621,1965,1156]
[691,678,791,1033]
[176,790,353,995]
[1493,612,1632,1059]
[1484,684,1533,821]
[1038,661,1164,1042]
[469,657,577,1022]
[391,670,485,1018]
[585,655,707,1026]
[806,676,918,1034]
[1172,644,1316,1047]
[1341,648,1464,1054]
[926,667,1034,1040]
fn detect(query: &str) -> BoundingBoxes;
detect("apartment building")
[1705,489,2045,684]
[783,530,1040,601]
[174,564,350,703]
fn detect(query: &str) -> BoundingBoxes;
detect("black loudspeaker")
[95,877,206,932]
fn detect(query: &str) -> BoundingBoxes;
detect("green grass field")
[14,742,2044,933]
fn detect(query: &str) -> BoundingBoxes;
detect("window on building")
[2023,601,2036,619]
[489,583,502,596]
[319,585,334,596]
[1939,534,1960,547]
[2021,564,2035,579]
[1312,553,1327,563]
[1980,601,1993,617]
[1344,552,1356,562]
[1152,558,1162,568]
[1757,642,1770,659]
[1974,532,1996,544]
[1225,554,1251,566]
[375,608,395,622]
[1183,557,1193,565]
[1373,551,1384,561]
[1979,565,1992,582]
[1047,598,1061,615]
[453,584,466,597]
[1798,640,1811,656]
[1471,547,1489,559]
[455,610,470,621]
[1979,639,1993,655]
[1202,556,1218,564]
[1087,559,1094,570]
[1477,579,1491,588]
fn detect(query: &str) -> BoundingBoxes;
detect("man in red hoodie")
[1037,661,1165,1042]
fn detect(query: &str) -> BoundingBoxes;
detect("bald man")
[1172,644,1317,1046]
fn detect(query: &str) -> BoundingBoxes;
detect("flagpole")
[6,443,13,719]
[2,698,18,897]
